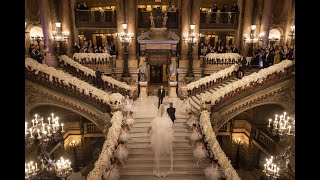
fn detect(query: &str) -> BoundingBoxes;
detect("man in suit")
[167,102,176,123]
[157,85,165,108]
[262,49,273,68]
[95,67,104,89]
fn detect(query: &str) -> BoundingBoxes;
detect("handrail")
[187,64,239,96]
[59,55,131,96]
[200,111,240,180]
[87,111,123,180]
[25,58,123,113]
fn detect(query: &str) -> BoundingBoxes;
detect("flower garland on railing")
[59,55,131,90]
[187,64,239,90]
[87,111,123,180]
[200,111,241,180]
[73,53,112,63]
[25,58,124,104]
[205,53,242,64]
[201,60,294,103]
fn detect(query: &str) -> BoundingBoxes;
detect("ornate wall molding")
[25,80,112,132]
[212,78,295,131]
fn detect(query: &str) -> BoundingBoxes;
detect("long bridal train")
[149,104,175,177]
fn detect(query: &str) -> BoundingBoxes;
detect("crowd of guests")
[199,39,238,56]
[250,44,295,68]
[76,2,88,10]
[208,2,239,23]
[74,39,116,55]
[28,44,48,63]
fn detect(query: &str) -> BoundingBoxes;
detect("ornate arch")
[25,80,112,132]
[211,79,295,132]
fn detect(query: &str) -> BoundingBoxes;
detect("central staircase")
[119,104,209,179]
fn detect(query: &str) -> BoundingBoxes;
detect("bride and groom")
[149,104,175,177]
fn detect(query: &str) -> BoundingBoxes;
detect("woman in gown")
[180,96,192,115]
[203,159,223,180]
[149,104,175,177]
[186,112,198,128]
[193,139,208,167]
[122,95,132,113]
[115,141,128,166]
[119,125,130,142]
[103,163,120,180]
[125,111,135,128]
[189,124,203,146]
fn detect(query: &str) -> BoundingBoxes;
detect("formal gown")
[103,167,120,180]
[193,143,208,160]
[203,164,222,180]
[189,128,203,141]
[115,145,128,160]
[119,129,130,142]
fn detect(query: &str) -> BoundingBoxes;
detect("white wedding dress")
[149,104,175,177]
[203,164,222,180]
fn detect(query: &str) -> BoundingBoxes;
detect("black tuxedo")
[167,107,176,122]
[262,53,273,68]
[95,70,103,89]
[157,88,165,108]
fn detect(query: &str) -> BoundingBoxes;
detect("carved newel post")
[168,57,178,98]
[139,81,148,98]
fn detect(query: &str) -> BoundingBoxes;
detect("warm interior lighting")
[122,23,128,30]
[55,22,61,28]
[190,24,195,30]
[251,25,256,31]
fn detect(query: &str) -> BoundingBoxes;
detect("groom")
[157,85,165,108]
[167,102,176,123]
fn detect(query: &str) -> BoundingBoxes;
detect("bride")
[149,104,175,177]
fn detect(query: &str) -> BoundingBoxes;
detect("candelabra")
[183,24,197,78]
[55,157,73,180]
[69,140,80,172]
[268,37,279,47]
[52,22,70,56]
[234,137,244,170]
[263,156,280,179]
[243,25,259,56]
[289,25,295,47]
[267,112,295,140]
[119,23,134,78]
[25,161,40,179]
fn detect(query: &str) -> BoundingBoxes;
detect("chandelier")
[267,112,295,138]
[52,22,70,42]
[263,156,280,179]
[118,23,134,43]
[55,157,73,179]
[25,161,40,179]
[182,24,198,44]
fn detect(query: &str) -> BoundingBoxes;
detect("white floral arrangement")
[187,64,239,90]
[25,58,124,105]
[200,111,241,180]
[87,111,123,180]
[205,53,242,62]
[201,60,293,103]
[109,93,124,105]
[59,55,131,90]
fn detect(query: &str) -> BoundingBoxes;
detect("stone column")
[234,0,244,53]
[116,0,124,61]
[61,0,74,57]
[180,0,191,62]
[126,0,137,66]
[241,0,254,56]
[191,0,200,60]
[260,0,273,47]
[284,0,295,47]
[70,0,79,45]
[39,0,57,66]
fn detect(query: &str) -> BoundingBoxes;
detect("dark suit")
[167,107,176,122]
[95,70,103,89]
[157,88,165,108]
[262,53,273,68]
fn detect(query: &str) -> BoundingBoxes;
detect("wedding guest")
[103,162,120,180]
[119,125,130,142]
[115,141,128,166]
[180,96,192,115]
[125,111,135,129]
[203,159,223,180]
[189,124,203,146]
[122,95,132,113]
[211,4,219,23]
[193,139,208,167]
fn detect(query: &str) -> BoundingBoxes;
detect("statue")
[168,57,177,82]
[139,56,147,81]
[162,12,168,28]
[150,12,155,28]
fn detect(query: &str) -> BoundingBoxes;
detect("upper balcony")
[75,10,117,28]
[138,10,179,29]
[200,11,239,29]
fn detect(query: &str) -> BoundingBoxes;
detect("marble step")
[127,136,190,143]
[120,175,206,180]
[119,168,205,176]
[127,142,192,149]
[122,160,210,169]
[129,148,194,155]
[129,131,190,138]
[133,118,188,124]
[130,127,189,133]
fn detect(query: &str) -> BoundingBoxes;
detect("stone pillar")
[39,0,57,66]
[70,0,79,45]
[234,0,244,53]
[191,0,200,60]
[61,0,74,57]
[284,0,295,47]
[126,0,137,67]
[180,0,191,61]
[241,0,254,56]
[260,0,273,47]
[116,0,124,61]
[139,81,148,98]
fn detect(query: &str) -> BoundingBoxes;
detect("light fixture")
[52,22,69,42]
[263,156,280,179]
[267,112,295,138]
[118,23,134,78]
[69,139,79,148]
[55,22,61,28]
[251,25,257,31]
[190,24,195,30]
[25,161,40,179]
[55,157,73,179]
[234,137,244,170]
[122,23,128,30]
[235,137,244,145]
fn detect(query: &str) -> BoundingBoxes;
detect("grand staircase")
[119,97,210,180]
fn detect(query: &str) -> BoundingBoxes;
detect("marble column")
[70,0,79,45]
[191,0,200,60]
[241,0,254,56]
[180,0,191,61]
[284,0,295,47]
[260,0,273,47]
[126,0,137,65]
[39,0,57,66]
[61,0,74,57]
[234,0,244,52]
[116,0,124,61]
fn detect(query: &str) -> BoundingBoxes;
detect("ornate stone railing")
[200,11,239,29]
[204,53,242,65]
[73,53,114,65]
[187,64,239,96]
[25,58,118,113]
[75,10,116,28]
[59,55,131,96]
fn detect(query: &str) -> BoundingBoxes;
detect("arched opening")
[269,28,282,47]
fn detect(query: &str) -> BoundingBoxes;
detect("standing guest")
[273,49,281,64]
[231,2,239,23]
[102,162,120,180]
[157,85,166,108]
[74,42,81,53]
[76,3,81,10]
[231,45,238,53]
[29,44,35,55]
[115,141,128,166]
[211,4,219,23]
[167,102,176,123]
[262,49,273,68]
[82,2,88,10]
[95,67,104,89]
[122,95,132,113]
[203,159,222,180]
[119,125,130,142]
[110,41,116,55]
[193,139,208,167]
[125,111,135,129]
[221,4,228,23]
[189,124,203,146]
[180,96,192,115]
